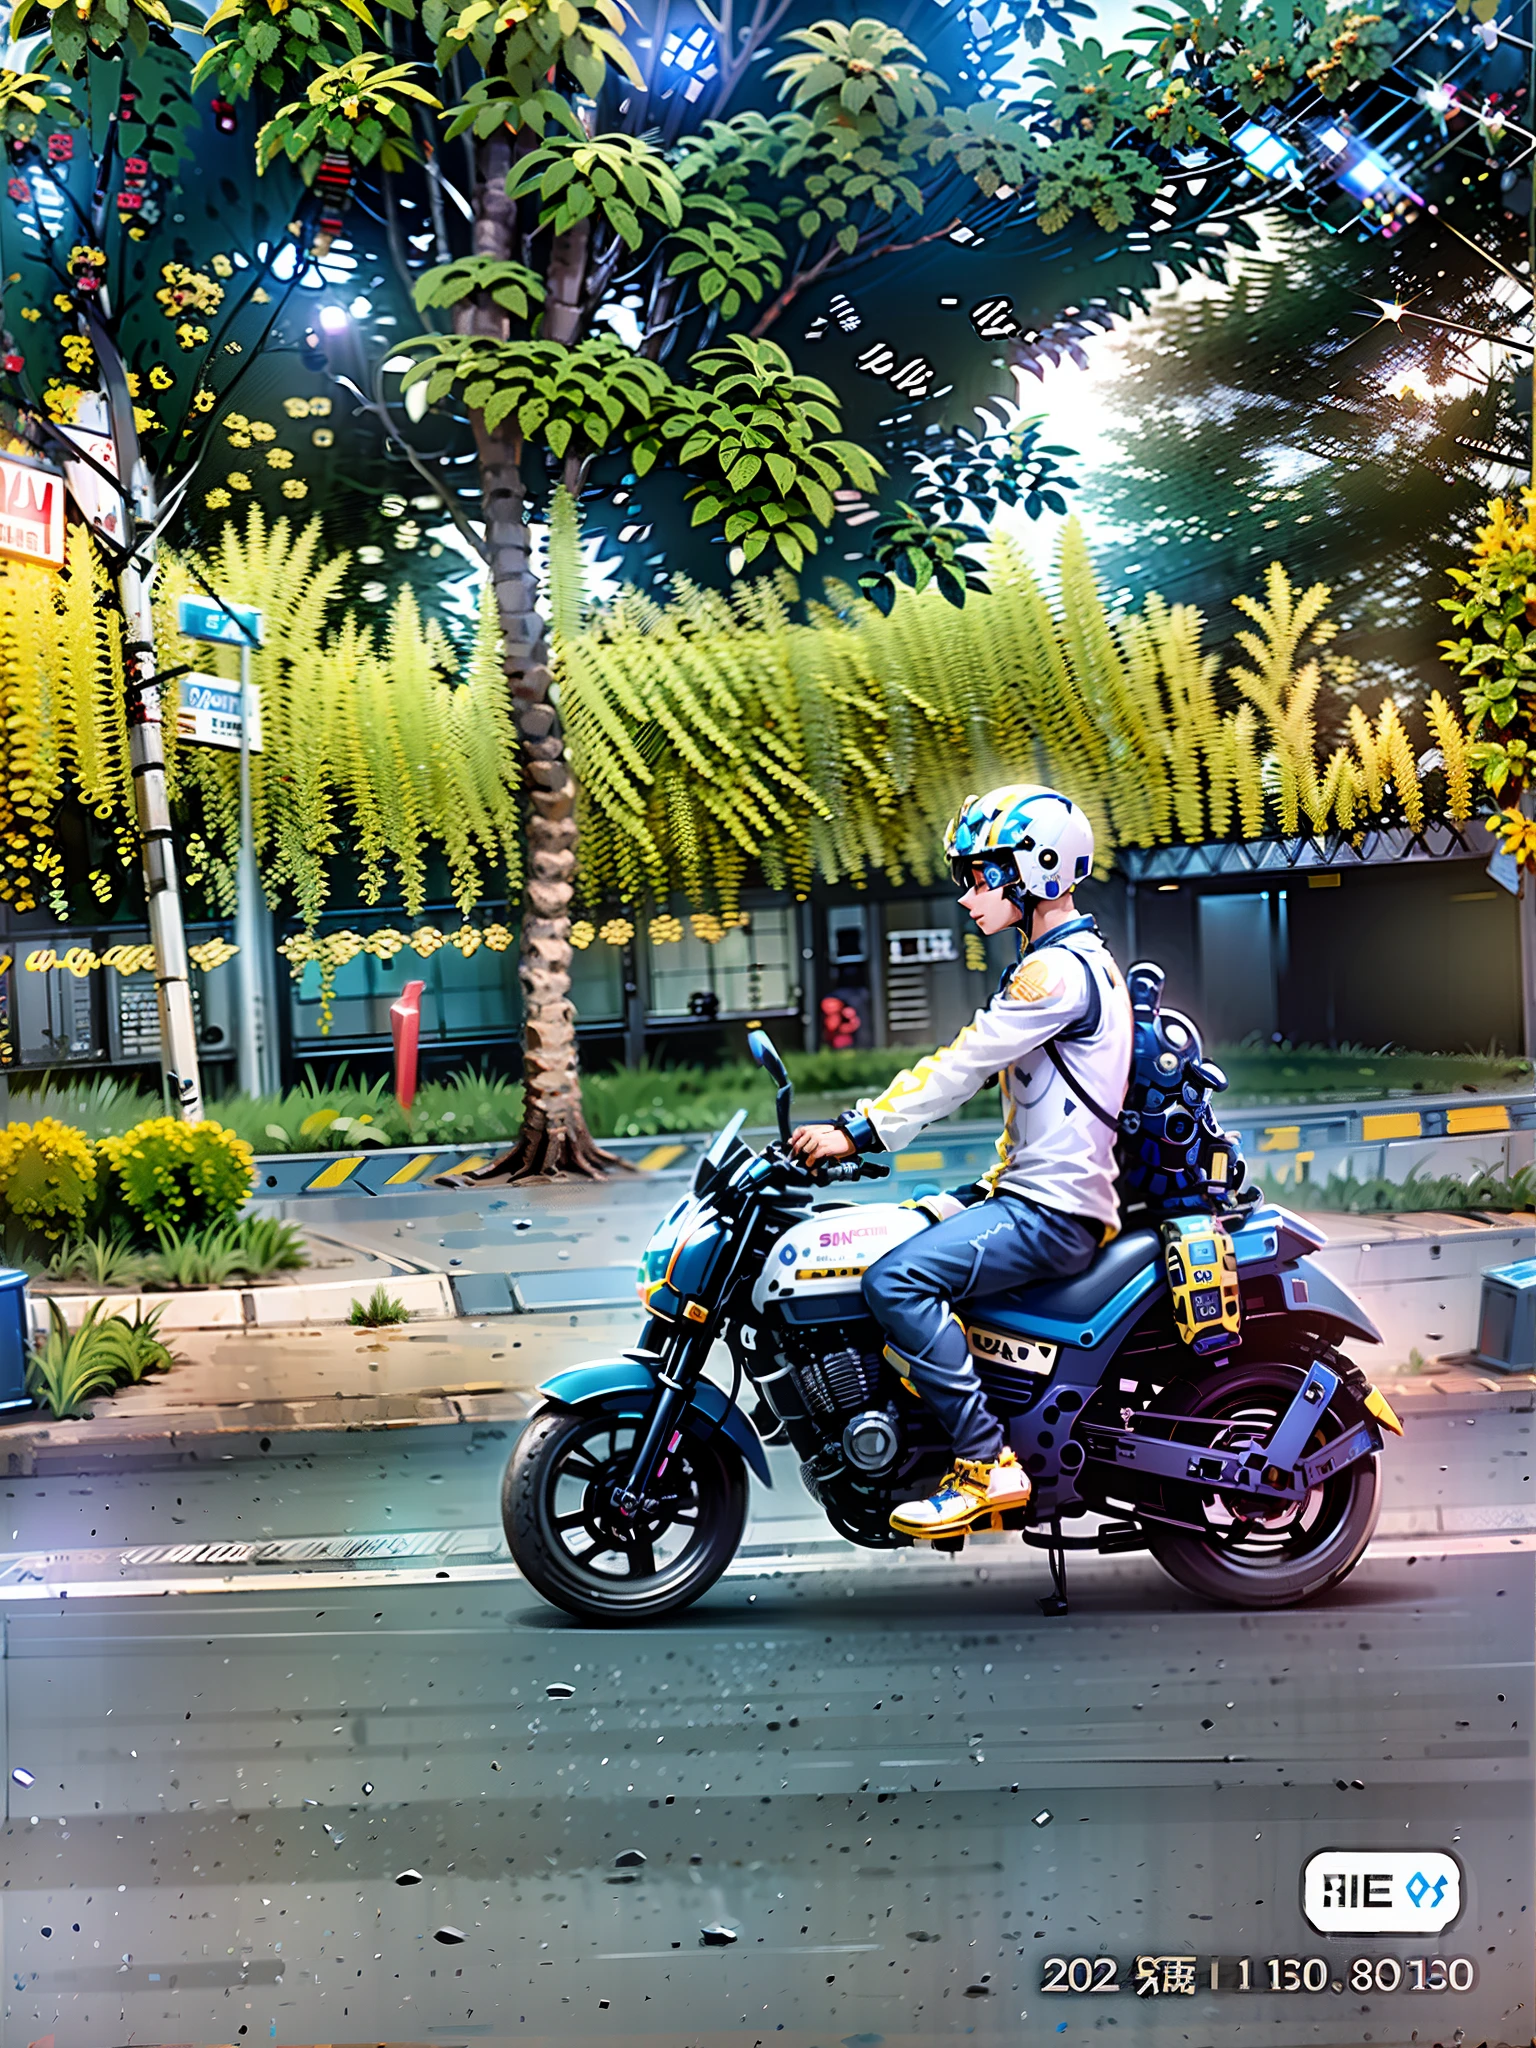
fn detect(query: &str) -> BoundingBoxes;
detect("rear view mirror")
[747,1027,789,1089]
[747,1027,794,1143]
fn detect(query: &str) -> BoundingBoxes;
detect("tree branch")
[337,369,489,562]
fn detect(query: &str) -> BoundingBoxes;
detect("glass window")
[570,938,624,1024]
[647,905,795,1018]
[289,929,520,1048]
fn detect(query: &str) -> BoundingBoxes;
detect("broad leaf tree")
[10,0,1416,1175]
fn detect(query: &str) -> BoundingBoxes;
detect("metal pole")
[234,642,263,1098]
[82,307,204,1122]
[121,518,204,1123]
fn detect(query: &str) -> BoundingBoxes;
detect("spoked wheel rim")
[1141,1361,1380,1606]
[507,1403,754,1619]
[1187,1391,1352,1571]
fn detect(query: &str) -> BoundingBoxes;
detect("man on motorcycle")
[790,784,1133,1538]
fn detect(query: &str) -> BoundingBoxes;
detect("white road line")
[0,1529,1523,1603]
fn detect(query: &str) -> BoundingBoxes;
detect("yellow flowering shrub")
[0,1117,97,1241]
[98,1118,254,1236]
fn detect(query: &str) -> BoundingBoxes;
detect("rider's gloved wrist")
[834,1110,882,1154]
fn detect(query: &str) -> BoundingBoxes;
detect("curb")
[0,1387,531,1475]
[28,1270,455,1335]
[1,1370,1529,1478]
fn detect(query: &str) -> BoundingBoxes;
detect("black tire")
[503,1401,750,1623]
[1142,1361,1381,1609]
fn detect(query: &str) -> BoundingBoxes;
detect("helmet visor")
[952,853,1016,893]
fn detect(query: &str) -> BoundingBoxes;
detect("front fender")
[539,1357,772,1487]
[1285,1254,1383,1347]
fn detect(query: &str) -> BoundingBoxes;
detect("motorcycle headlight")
[636,1202,688,1302]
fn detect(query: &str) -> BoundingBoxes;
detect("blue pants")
[863,1195,1098,1461]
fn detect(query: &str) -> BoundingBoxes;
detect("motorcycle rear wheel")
[504,1402,750,1623]
[1142,1360,1381,1608]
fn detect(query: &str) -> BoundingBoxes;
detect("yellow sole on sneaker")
[888,1501,987,1538]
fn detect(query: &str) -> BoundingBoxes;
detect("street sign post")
[177,600,272,1096]
[176,674,264,754]
[176,595,263,647]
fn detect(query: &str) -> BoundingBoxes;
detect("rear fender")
[1284,1255,1382,1347]
[539,1357,772,1487]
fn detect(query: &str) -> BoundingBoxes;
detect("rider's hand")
[790,1122,856,1165]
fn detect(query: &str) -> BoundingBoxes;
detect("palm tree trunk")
[455,139,620,1180]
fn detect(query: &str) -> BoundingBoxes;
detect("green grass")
[26,1298,175,1418]
[1215,1044,1530,1106]
[1263,1163,1536,1214]
[41,1215,309,1291]
[5,1044,1531,1160]
[348,1283,408,1327]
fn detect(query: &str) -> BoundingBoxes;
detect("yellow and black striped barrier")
[250,1092,1536,1201]
[252,1136,704,1199]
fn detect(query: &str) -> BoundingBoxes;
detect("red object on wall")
[390,979,426,1113]
[819,992,862,1051]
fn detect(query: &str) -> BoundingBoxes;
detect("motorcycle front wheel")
[1141,1360,1381,1609]
[503,1402,750,1623]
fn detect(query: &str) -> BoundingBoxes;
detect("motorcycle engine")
[793,1341,885,1422]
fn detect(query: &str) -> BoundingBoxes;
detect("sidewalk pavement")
[8,1193,1536,1477]
[4,1299,1531,1478]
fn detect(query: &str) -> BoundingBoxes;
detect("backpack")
[1116,961,1252,1226]
[1045,958,1252,1228]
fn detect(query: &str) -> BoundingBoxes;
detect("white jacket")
[859,920,1134,1228]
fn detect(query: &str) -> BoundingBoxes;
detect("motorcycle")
[502,1029,1401,1623]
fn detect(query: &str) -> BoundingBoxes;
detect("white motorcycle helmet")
[945,783,1095,910]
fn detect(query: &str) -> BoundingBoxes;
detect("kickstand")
[1036,1516,1069,1616]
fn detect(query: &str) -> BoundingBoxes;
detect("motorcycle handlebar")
[816,1157,891,1183]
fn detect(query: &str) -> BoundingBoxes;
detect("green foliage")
[349,1281,408,1326]
[429,0,640,136]
[143,1220,250,1287]
[98,1117,255,1237]
[225,1215,310,1274]
[112,1303,175,1382]
[10,0,200,74]
[0,64,78,143]
[663,198,784,321]
[1269,1161,1536,1214]
[208,1066,527,1151]
[562,518,1475,909]
[28,1300,130,1417]
[646,337,884,573]
[1024,130,1162,234]
[857,503,989,614]
[1218,1043,1530,1103]
[256,53,440,177]
[910,417,1077,527]
[1017,0,1402,232]
[44,1191,306,1284]
[1029,37,1154,138]
[412,256,546,321]
[505,133,683,251]
[923,99,1037,196]
[159,509,523,929]
[1440,496,1536,806]
[7,1075,161,1144]
[768,18,943,136]
[47,1228,145,1289]
[194,0,375,98]
[401,332,669,449]
[0,1117,98,1243]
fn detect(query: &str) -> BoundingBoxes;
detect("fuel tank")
[751,1202,929,1326]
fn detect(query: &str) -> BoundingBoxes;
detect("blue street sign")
[176,595,264,646]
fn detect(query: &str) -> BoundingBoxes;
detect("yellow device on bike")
[1162,1215,1241,1357]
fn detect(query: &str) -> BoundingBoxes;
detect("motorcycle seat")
[972,1227,1162,1342]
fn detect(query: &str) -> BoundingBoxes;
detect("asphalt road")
[0,1406,1531,2047]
